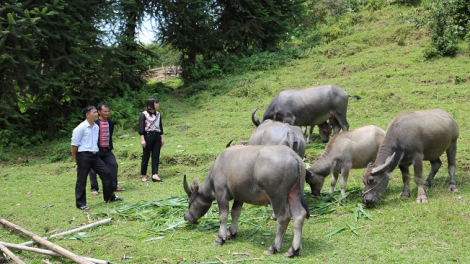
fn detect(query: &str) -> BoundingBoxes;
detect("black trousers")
[140,132,162,176]
[89,149,118,191]
[76,152,116,208]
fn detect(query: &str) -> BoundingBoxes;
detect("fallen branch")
[0,242,26,264]
[215,256,227,264]
[231,252,249,256]
[21,218,113,246]
[0,242,108,264]
[0,217,93,264]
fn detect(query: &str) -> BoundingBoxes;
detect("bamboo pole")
[0,242,108,264]
[0,242,26,264]
[0,217,93,264]
[21,218,113,246]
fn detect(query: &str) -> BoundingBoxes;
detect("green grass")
[2,4,470,264]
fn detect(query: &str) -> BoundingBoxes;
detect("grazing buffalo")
[252,85,361,138]
[183,145,310,257]
[306,125,385,197]
[362,109,459,205]
[248,119,306,158]
[254,108,333,143]
[301,115,338,143]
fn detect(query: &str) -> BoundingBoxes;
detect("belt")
[85,151,98,154]
[147,131,159,134]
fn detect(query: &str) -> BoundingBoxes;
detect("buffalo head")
[318,122,333,143]
[362,153,395,206]
[183,175,212,224]
[305,169,326,196]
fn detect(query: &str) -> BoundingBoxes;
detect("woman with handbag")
[138,98,165,183]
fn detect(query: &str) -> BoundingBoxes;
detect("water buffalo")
[183,145,310,257]
[306,125,385,197]
[301,115,338,143]
[253,107,334,143]
[248,119,306,158]
[252,85,361,139]
[362,109,459,205]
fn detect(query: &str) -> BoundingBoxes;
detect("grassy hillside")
[1,3,470,264]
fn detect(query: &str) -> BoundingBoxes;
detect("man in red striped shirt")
[89,103,125,195]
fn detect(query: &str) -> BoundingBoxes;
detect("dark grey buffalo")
[362,109,459,205]
[252,85,361,140]
[306,125,385,197]
[183,145,310,257]
[248,119,306,158]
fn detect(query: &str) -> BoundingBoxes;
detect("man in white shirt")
[71,105,123,210]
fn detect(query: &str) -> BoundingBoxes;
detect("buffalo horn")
[251,107,261,127]
[371,152,396,176]
[183,175,191,196]
[226,139,234,148]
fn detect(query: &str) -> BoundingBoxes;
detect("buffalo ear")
[371,152,395,176]
[191,178,199,193]
[305,169,313,178]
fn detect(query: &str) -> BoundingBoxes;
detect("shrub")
[424,0,458,58]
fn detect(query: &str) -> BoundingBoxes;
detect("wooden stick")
[0,242,27,264]
[21,218,113,246]
[0,217,93,264]
[0,242,108,264]
[215,256,227,264]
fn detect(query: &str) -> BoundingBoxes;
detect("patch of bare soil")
[145,65,181,82]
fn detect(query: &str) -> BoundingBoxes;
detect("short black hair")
[81,105,96,118]
[146,98,159,110]
[97,103,109,111]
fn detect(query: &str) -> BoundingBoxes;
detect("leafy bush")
[424,0,458,58]
[46,142,71,163]
[448,0,470,38]
[186,46,306,81]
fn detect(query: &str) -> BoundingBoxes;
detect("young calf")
[306,125,385,197]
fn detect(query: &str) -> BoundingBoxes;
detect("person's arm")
[71,145,79,165]
[159,116,164,146]
[109,119,114,150]
[138,113,147,148]
[138,113,146,135]
[71,124,83,164]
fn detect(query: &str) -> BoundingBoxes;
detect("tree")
[0,0,155,146]
[151,0,303,80]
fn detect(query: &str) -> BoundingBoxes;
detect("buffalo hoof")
[264,246,278,255]
[270,213,277,220]
[399,192,411,198]
[447,184,458,193]
[227,230,237,240]
[212,237,225,246]
[416,195,428,204]
[423,180,432,188]
[284,246,300,258]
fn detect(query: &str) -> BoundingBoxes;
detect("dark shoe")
[115,187,125,191]
[78,205,90,210]
[151,175,163,182]
[107,197,123,203]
